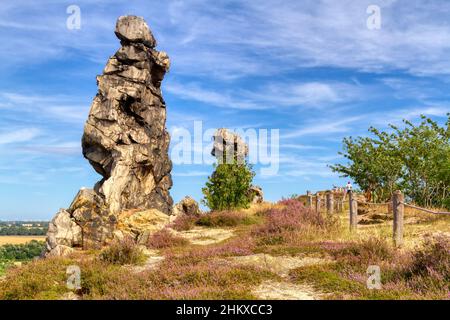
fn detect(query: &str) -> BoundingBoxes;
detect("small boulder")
[46,245,75,258]
[172,196,202,216]
[211,128,249,162]
[249,185,264,204]
[45,209,82,256]
[117,209,170,240]
[115,15,156,48]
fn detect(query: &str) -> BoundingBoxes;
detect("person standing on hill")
[344,181,353,199]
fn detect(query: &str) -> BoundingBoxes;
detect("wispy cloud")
[282,116,364,139]
[17,141,81,156]
[167,80,362,110]
[0,128,41,145]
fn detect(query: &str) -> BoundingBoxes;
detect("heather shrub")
[100,237,145,265]
[170,214,197,231]
[252,199,330,245]
[333,237,393,265]
[0,257,72,300]
[408,235,449,279]
[196,211,258,227]
[399,235,450,293]
[147,229,189,249]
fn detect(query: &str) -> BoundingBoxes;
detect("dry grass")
[0,236,46,245]
[0,198,448,300]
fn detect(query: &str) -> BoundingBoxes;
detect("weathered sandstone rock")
[211,128,249,162]
[46,209,82,251]
[115,15,156,48]
[46,15,173,255]
[249,185,264,204]
[172,196,202,216]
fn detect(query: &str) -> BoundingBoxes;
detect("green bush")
[0,241,45,261]
[202,159,255,211]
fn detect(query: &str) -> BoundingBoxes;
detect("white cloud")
[173,170,209,177]
[0,91,89,123]
[167,80,362,110]
[18,141,81,155]
[0,128,41,145]
[282,116,364,139]
[4,1,450,78]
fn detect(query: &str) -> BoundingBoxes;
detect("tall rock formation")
[46,15,173,255]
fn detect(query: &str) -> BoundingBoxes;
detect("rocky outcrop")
[45,15,173,255]
[249,185,264,204]
[172,196,202,216]
[210,128,262,205]
[211,128,249,163]
[46,209,82,256]
[116,209,170,245]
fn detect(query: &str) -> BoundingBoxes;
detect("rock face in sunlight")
[172,196,202,217]
[249,185,264,204]
[45,15,173,256]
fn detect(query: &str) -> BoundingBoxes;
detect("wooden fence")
[304,190,450,248]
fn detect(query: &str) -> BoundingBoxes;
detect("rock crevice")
[46,15,173,255]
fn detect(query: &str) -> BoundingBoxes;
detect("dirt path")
[170,227,235,245]
[173,226,329,300]
[225,253,330,300]
[253,280,323,300]
[131,248,165,273]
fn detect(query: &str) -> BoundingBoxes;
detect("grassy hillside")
[0,200,448,300]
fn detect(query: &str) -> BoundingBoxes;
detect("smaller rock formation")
[249,185,264,204]
[209,128,264,205]
[172,196,202,216]
[45,15,173,256]
[46,209,82,257]
[211,128,249,163]
[116,209,170,245]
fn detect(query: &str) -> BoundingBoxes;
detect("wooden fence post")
[349,191,358,231]
[315,193,321,213]
[307,191,313,208]
[326,192,334,215]
[393,190,404,247]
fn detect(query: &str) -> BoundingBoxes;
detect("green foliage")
[202,159,255,211]
[331,114,450,208]
[0,240,45,261]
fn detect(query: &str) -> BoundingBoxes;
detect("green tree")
[202,159,255,211]
[331,114,450,208]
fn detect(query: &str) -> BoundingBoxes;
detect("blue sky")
[1,0,449,220]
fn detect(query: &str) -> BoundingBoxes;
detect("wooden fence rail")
[304,189,450,248]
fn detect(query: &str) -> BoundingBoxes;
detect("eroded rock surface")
[211,128,249,163]
[249,185,264,204]
[172,196,202,217]
[46,15,173,255]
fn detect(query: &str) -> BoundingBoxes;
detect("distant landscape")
[0,222,47,276]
